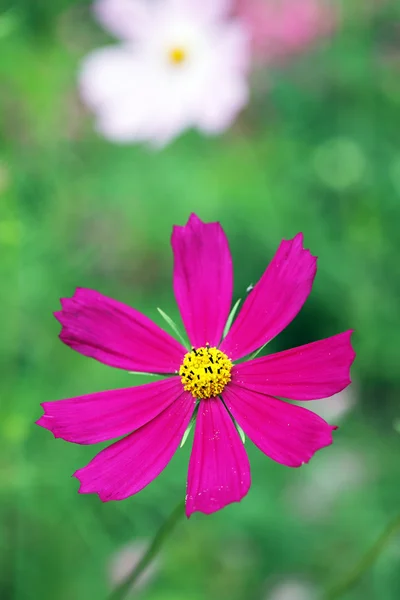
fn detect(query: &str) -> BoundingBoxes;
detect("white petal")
[168,0,233,23]
[79,46,140,110]
[94,0,151,40]
[196,75,248,134]
[267,579,319,600]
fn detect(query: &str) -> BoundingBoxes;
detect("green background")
[1,1,400,599]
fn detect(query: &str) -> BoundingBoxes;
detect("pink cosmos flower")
[37,214,355,517]
[79,0,249,146]
[233,0,337,64]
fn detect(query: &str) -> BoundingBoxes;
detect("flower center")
[179,345,232,399]
[168,46,187,65]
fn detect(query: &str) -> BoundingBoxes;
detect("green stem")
[325,513,400,599]
[108,499,186,600]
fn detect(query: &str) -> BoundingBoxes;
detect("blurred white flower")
[108,540,160,593]
[80,0,250,146]
[285,448,368,521]
[296,386,357,423]
[266,578,319,600]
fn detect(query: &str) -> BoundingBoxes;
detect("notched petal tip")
[53,310,64,324]
[291,425,335,469]
[290,231,309,248]
[73,469,92,492]
[73,470,96,498]
[220,232,318,360]
[55,291,81,322]
[295,422,337,467]
[292,231,304,245]
[346,329,357,364]
[58,289,83,308]
[35,413,53,431]
[36,412,58,440]
[224,385,336,468]
[73,469,126,503]
[330,329,357,391]
[234,328,357,401]
[73,287,95,301]
[58,297,69,310]
[172,213,223,239]
[287,232,317,263]
[171,213,207,239]
[187,212,203,226]
[185,486,250,518]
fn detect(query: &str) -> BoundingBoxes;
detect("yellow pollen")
[168,46,187,65]
[179,346,232,399]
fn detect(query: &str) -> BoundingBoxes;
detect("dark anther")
[217,368,221,374]
[209,356,214,363]
[190,370,195,375]
[208,366,213,374]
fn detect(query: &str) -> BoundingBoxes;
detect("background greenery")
[1,1,400,598]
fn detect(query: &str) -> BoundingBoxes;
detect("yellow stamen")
[179,346,232,399]
[168,47,187,65]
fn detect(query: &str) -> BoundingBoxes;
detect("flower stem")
[108,499,186,600]
[325,513,400,599]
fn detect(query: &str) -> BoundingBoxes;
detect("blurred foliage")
[1,1,400,599]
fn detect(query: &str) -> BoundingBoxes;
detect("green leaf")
[234,420,246,445]
[180,404,199,448]
[128,371,163,376]
[248,341,269,361]
[157,307,189,348]
[222,297,241,339]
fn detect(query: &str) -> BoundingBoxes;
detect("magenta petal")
[37,377,183,445]
[172,214,233,348]
[233,331,355,400]
[223,384,335,467]
[55,287,186,373]
[220,233,317,361]
[186,399,251,517]
[74,392,196,501]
